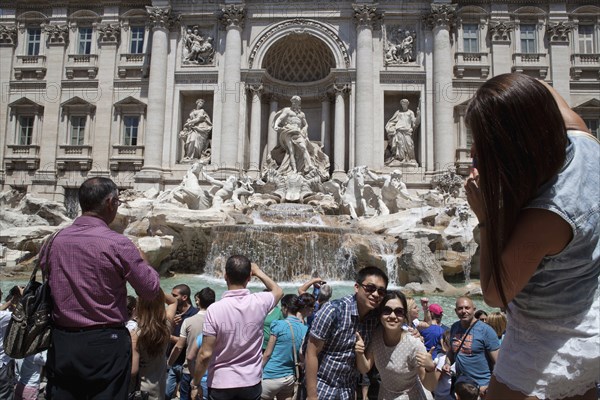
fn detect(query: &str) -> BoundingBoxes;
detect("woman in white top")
[355,291,437,400]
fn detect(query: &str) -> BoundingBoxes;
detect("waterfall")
[205,224,355,282]
[371,239,399,286]
[462,259,472,285]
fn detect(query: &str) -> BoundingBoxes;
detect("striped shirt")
[309,294,379,399]
[43,215,160,328]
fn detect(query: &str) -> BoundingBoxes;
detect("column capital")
[42,24,69,46]
[488,21,514,43]
[220,5,246,30]
[353,4,383,30]
[333,83,350,95]
[247,83,263,96]
[546,21,575,44]
[146,6,178,31]
[0,24,18,47]
[96,23,120,45]
[423,4,456,30]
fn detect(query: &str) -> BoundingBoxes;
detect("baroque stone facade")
[0,0,599,200]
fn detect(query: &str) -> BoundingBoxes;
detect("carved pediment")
[573,98,600,111]
[9,97,44,115]
[61,96,96,116]
[114,96,147,114]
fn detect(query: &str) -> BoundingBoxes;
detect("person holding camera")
[297,277,332,329]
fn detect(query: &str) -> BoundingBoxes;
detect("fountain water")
[205,224,355,282]
[205,204,356,282]
[462,259,472,285]
[373,240,399,286]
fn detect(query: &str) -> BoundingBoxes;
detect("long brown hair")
[136,290,171,358]
[465,73,567,308]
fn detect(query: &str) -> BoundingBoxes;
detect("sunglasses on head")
[358,283,386,296]
[381,306,405,317]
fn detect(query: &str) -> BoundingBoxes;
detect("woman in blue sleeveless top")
[464,73,599,399]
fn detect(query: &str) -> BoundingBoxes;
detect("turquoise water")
[1,274,496,319]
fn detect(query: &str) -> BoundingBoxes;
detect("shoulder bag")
[3,230,61,358]
[285,319,302,400]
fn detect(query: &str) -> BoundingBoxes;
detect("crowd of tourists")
[0,72,599,399]
[0,257,505,400]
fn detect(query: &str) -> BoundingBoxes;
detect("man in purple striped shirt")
[43,177,160,399]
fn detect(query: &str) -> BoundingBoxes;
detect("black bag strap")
[451,320,477,375]
[455,320,477,356]
[33,229,63,284]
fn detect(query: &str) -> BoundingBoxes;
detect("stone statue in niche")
[270,95,330,181]
[179,98,212,163]
[385,27,417,65]
[385,99,420,166]
[182,26,214,65]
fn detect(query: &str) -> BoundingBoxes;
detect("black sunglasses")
[382,306,405,317]
[358,283,386,296]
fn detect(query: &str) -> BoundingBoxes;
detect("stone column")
[34,24,69,192]
[267,95,279,154]
[320,92,331,156]
[93,23,120,173]
[353,4,380,167]
[425,4,456,171]
[547,22,575,102]
[489,21,514,76]
[333,84,348,177]
[247,83,263,175]
[218,5,245,170]
[0,25,17,172]
[137,6,176,186]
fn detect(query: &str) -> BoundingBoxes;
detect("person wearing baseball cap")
[421,303,447,359]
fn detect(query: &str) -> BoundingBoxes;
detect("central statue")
[269,95,330,181]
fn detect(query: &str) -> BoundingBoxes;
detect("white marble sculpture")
[156,162,211,210]
[179,99,212,163]
[331,166,389,219]
[385,28,416,65]
[203,172,254,209]
[385,99,420,166]
[270,96,330,181]
[365,169,423,213]
[183,26,214,65]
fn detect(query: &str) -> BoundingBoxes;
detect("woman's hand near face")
[465,168,486,223]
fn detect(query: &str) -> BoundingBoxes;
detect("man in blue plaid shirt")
[304,266,388,400]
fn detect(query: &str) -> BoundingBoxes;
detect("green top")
[262,306,284,350]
